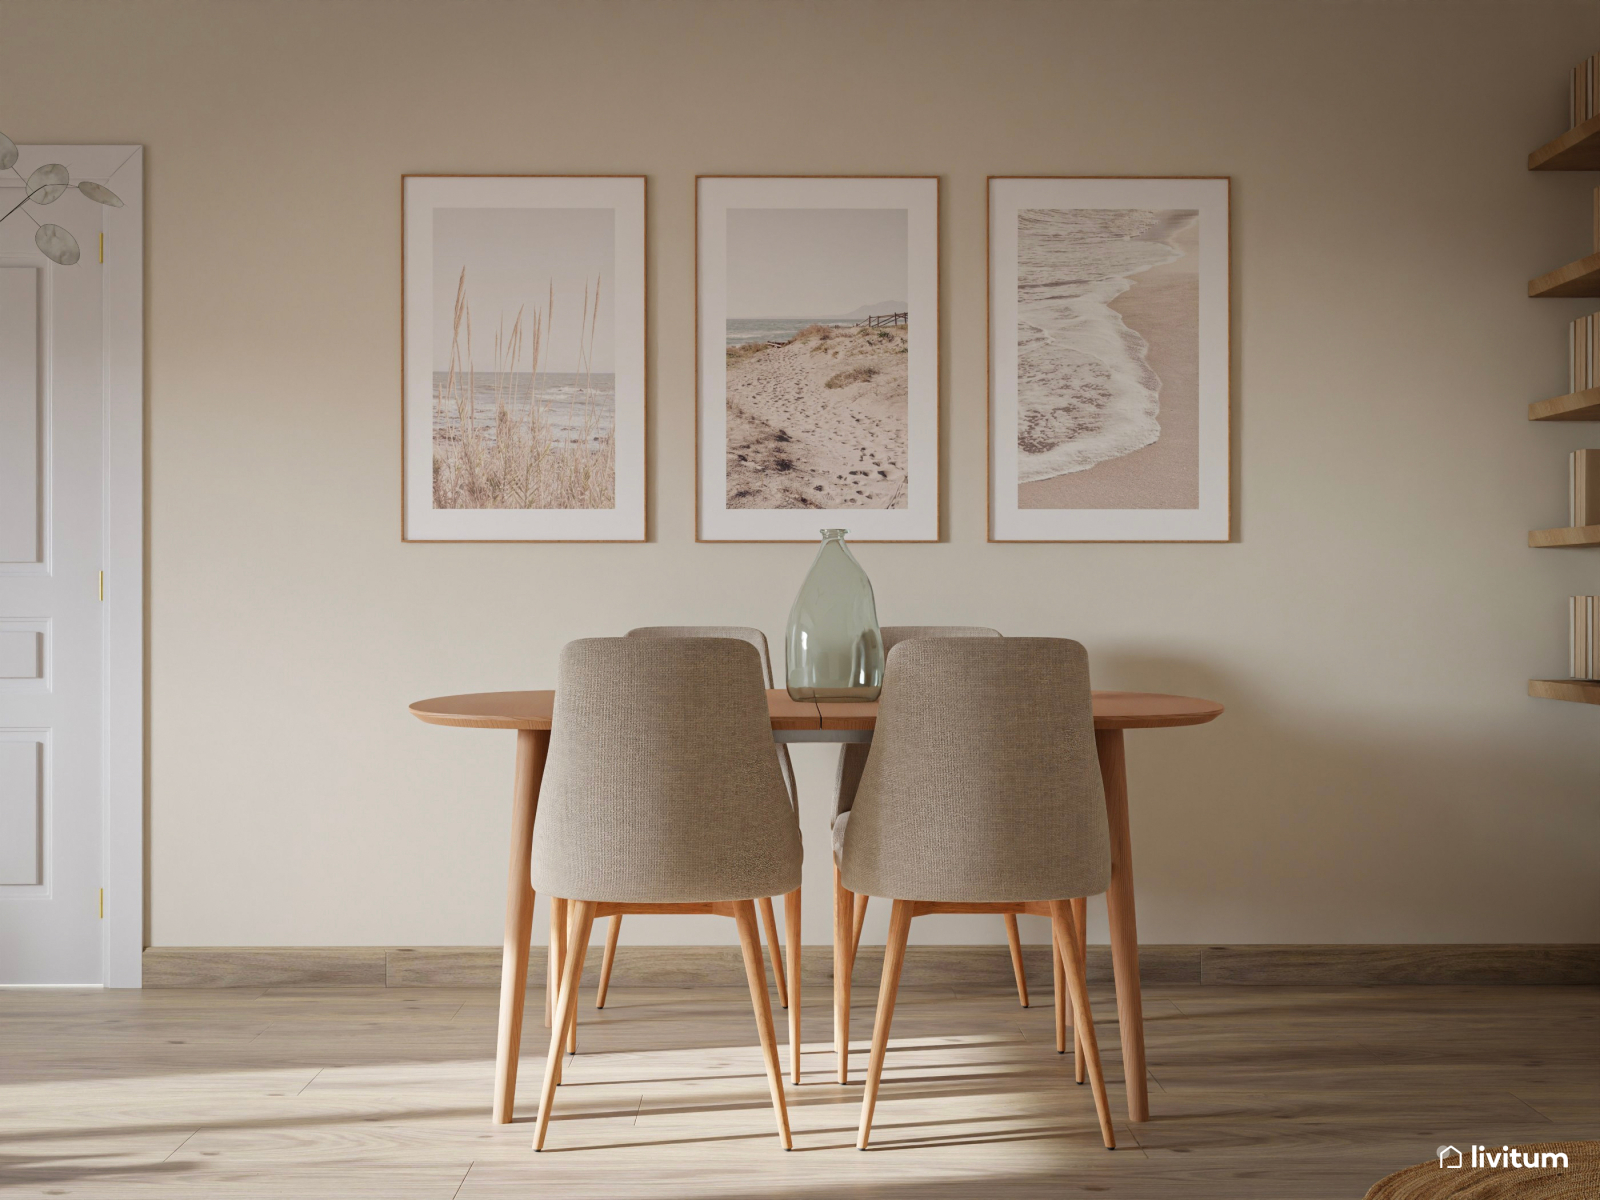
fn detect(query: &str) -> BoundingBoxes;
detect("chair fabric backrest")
[833,626,1001,818]
[839,637,1109,903]
[626,625,796,808]
[531,638,802,903]
[626,626,778,686]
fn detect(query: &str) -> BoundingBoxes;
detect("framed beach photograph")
[402,175,645,541]
[696,176,939,541]
[988,176,1230,542]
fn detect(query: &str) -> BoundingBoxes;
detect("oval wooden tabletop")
[1082,691,1225,730]
[409,688,1223,732]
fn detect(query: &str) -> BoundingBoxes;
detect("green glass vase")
[785,529,885,702]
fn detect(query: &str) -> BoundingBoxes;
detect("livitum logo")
[1436,1144,1570,1170]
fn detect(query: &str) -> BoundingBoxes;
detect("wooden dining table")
[410,687,1223,1125]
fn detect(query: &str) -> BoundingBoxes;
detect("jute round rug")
[1363,1142,1598,1199]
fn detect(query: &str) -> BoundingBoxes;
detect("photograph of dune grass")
[403,176,645,541]
[988,177,1230,542]
[431,206,615,511]
[697,178,939,542]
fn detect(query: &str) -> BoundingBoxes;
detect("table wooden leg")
[833,865,852,1084]
[784,886,801,1084]
[493,728,548,1125]
[1052,927,1067,1054]
[1097,726,1148,1122]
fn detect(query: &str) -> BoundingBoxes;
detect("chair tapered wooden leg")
[533,899,595,1151]
[733,899,793,1149]
[851,892,868,958]
[1072,895,1087,1083]
[565,904,584,1055]
[784,887,802,1084]
[1004,914,1029,1008]
[1053,927,1067,1054]
[833,865,852,1083]
[857,898,912,1150]
[759,896,788,1009]
[546,897,568,1029]
[1053,900,1115,1150]
[595,915,622,1009]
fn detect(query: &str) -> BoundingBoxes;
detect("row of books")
[1569,597,1598,681]
[1570,53,1598,127]
[1555,60,1594,688]
[1568,313,1600,394]
[1570,449,1600,528]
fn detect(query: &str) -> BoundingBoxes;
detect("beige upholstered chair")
[830,626,1035,1081]
[530,637,802,1150]
[592,627,797,1035]
[838,637,1116,1150]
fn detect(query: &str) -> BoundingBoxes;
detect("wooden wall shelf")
[1529,113,1600,171]
[1529,386,1600,421]
[1529,251,1600,298]
[1528,524,1600,547]
[1528,678,1600,704]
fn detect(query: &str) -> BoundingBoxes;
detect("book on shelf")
[1575,54,1599,128]
[1571,448,1600,527]
[1571,596,1598,681]
[1572,314,1596,393]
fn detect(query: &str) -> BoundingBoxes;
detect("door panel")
[0,186,106,983]
[0,266,41,566]
[0,735,45,887]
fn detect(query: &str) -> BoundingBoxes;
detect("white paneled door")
[0,146,142,985]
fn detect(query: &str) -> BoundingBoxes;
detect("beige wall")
[7,0,1596,950]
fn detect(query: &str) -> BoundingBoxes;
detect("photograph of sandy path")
[721,205,910,511]
[726,323,908,508]
[1020,215,1200,509]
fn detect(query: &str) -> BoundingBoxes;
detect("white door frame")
[6,145,145,986]
[99,146,144,988]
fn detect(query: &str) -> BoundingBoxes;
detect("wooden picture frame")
[988,176,1230,542]
[402,175,646,542]
[696,176,940,542]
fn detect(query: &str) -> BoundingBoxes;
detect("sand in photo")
[1020,216,1199,510]
[726,323,908,509]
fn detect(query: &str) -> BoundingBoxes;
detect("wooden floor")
[1,979,1595,1198]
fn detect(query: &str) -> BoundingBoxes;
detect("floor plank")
[0,982,1593,1199]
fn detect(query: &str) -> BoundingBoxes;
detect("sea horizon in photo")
[727,316,887,346]
[432,371,615,450]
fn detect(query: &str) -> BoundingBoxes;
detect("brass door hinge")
[99,233,104,264]
[98,571,104,601]
[99,888,105,919]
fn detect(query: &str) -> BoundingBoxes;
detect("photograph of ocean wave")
[1016,207,1200,510]
[431,372,614,450]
